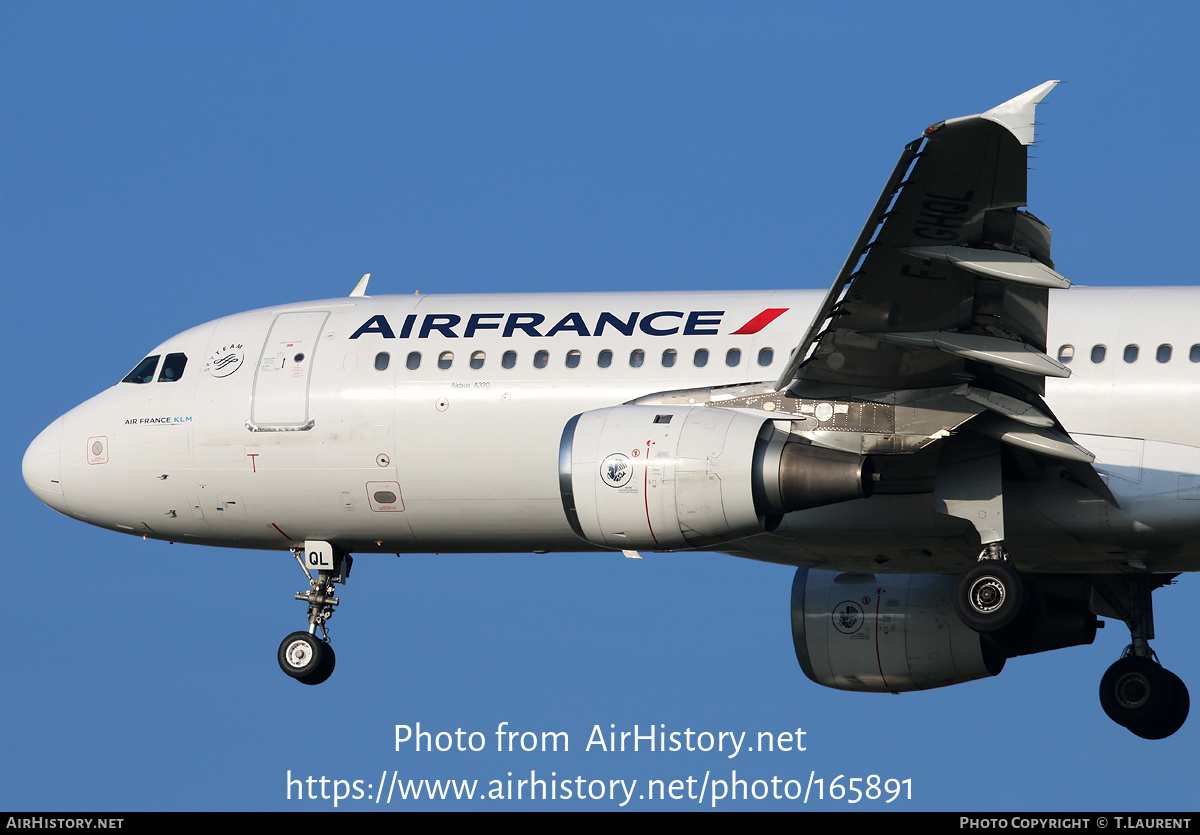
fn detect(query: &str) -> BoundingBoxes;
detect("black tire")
[990,582,1046,648]
[1099,656,1175,729]
[955,560,1026,633]
[1127,670,1189,740]
[278,631,324,680]
[298,642,336,686]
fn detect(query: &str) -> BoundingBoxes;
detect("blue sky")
[5,2,1200,811]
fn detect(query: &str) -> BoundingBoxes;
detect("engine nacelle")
[791,568,1005,692]
[559,405,872,550]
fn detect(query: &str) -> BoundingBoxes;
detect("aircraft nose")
[23,417,68,515]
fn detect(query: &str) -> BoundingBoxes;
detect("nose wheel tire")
[278,631,336,685]
[954,560,1026,633]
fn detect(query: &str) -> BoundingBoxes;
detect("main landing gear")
[940,440,1189,737]
[954,543,1036,634]
[278,541,352,686]
[941,446,1043,636]
[1093,574,1189,740]
[953,551,1189,738]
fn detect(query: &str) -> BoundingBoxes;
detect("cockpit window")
[158,353,188,382]
[122,355,160,384]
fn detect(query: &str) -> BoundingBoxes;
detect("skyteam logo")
[832,600,865,634]
[600,453,632,488]
[205,344,245,377]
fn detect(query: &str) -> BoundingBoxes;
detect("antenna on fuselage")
[349,273,371,297]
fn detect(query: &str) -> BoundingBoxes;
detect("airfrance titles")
[351,310,727,340]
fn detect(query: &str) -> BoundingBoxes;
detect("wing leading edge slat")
[774,139,924,390]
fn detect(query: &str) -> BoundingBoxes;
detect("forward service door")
[250,311,330,430]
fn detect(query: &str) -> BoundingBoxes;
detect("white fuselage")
[23,286,1200,575]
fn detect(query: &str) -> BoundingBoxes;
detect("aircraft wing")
[765,81,1107,477]
[776,81,1068,397]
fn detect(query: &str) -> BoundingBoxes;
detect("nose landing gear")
[278,541,351,686]
[279,631,336,685]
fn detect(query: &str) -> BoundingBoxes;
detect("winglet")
[979,80,1059,145]
[349,273,371,297]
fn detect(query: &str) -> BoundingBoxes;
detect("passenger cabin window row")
[1057,344,1200,365]
[121,353,188,384]
[124,347,773,382]
[378,347,777,371]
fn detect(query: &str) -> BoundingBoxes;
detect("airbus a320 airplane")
[23,82,1195,739]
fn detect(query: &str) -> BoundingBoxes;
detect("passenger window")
[565,350,581,369]
[502,351,517,369]
[122,355,160,384]
[598,350,613,368]
[1191,345,1200,363]
[374,352,390,371]
[533,350,549,369]
[406,352,421,370]
[1157,344,1172,364]
[158,353,187,382]
[438,351,454,370]
[694,349,709,368]
[1124,345,1139,364]
[757,347,774,367]
[726,348,741,367]
[662,349,677,368]
[1091,345,1106,364]
[470,351,485,370]
[1057,345,1074,364]
[630,349,645,368]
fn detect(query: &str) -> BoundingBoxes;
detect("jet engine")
[792,568,1099,692]
[792,568,1005,692]
[559,405,873,550]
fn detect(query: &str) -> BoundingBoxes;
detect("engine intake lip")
[558,414,584,539]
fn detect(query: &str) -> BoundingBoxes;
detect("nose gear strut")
[278,541,352,685]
